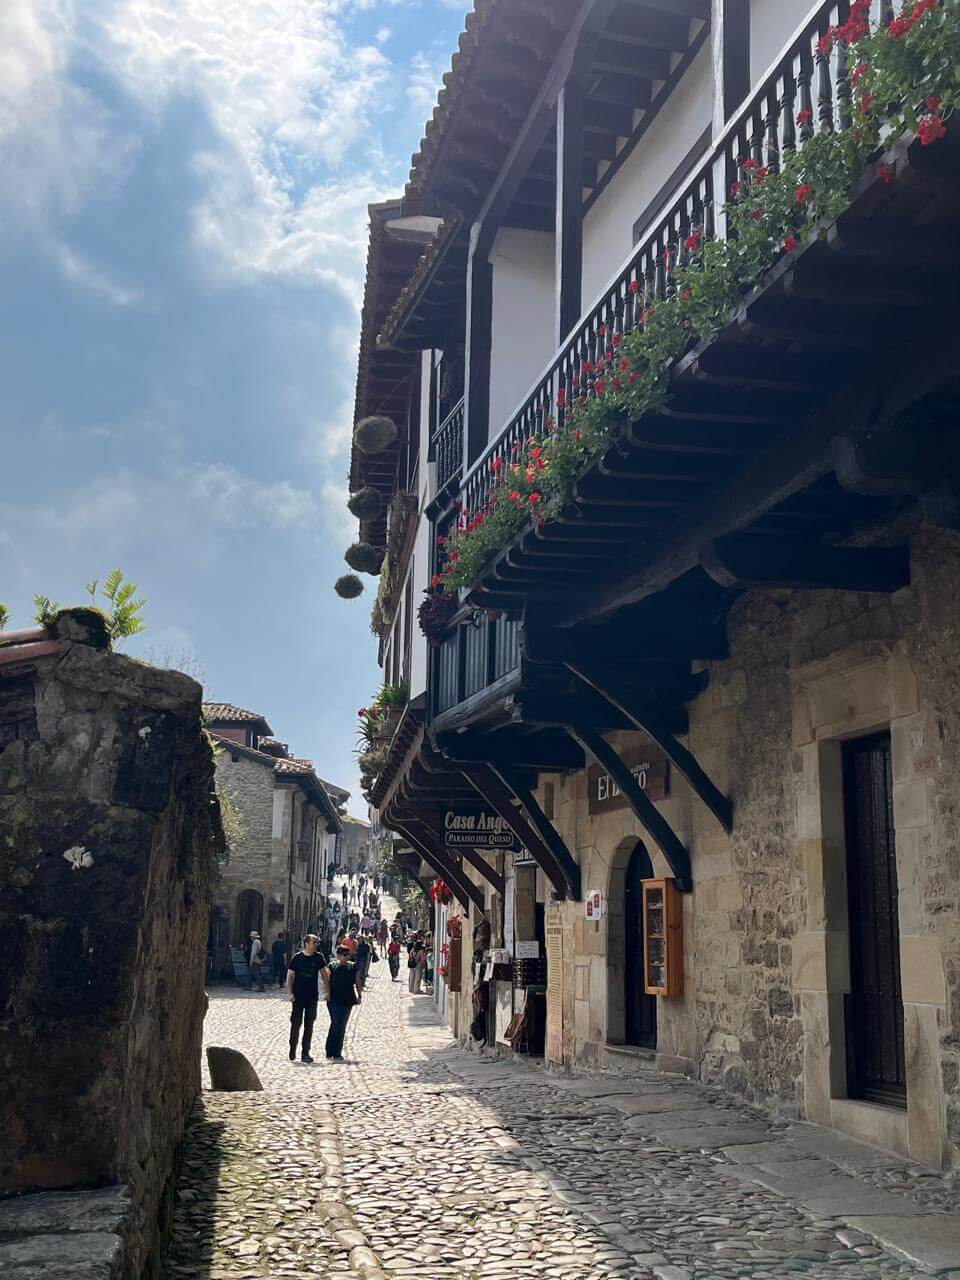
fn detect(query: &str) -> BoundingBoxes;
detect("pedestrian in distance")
[271,933,288,989]
[377,918,389,950]
[355,933,372,989]
[387,935,401,981]
[285,933,326,1063]
[321,945,362,1060]
[341,883,348,907]
[248,931,266,992]
[407,941,426,994]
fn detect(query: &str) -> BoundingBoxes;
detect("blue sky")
[0,0,467,816]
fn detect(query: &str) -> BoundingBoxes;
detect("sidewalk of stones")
[165,890,960,1280]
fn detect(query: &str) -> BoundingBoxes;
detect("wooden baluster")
[836,39,852,132]
[764,86,780,173]
[797,44,815,143]
[781,63,797,156]
[817,29,835,133]
[878,0,894,24]
[750,104,764,170]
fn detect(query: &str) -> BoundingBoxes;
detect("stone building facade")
[0,608,222,1279]
[204,705,344,973]
[437,519,960,1170]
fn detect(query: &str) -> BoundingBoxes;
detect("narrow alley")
[164,902,960,1280]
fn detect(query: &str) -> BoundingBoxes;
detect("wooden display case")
[641,878,683,997]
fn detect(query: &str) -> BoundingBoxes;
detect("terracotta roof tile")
[202,703,272,732]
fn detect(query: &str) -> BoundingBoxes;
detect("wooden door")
[624,842,657,1049]
[843,733,906,1107]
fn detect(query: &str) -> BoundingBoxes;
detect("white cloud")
[407,47,448,117]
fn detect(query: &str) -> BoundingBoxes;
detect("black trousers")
[290,1000,317,1056]
[325,1000,353,1058]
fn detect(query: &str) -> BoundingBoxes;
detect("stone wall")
[0,609,222,1278]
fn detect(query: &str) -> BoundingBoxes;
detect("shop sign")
[586,746,669,814]
[512,847,537,867]
[585,889,604,920]
[442,806,521,851]
[515,940,540,959]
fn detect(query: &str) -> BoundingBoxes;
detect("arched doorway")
[234,889,263,946]
[624,841,657,1049]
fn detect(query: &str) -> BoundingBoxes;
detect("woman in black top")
[322,946,362,1060]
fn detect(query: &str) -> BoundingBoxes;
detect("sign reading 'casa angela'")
[442,807,521,851]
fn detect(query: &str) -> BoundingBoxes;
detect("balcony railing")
[433,396,464,493]
[432,613,521,718]
[460,0,885,524]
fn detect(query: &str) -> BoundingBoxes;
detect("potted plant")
[378,681,408,728]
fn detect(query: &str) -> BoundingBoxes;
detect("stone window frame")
[790,641,946,1167]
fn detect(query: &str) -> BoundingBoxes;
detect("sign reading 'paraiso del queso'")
[442,807,521,851]
[586,746,670,815]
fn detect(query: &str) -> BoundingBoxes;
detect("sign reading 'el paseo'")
[442,807,521,851]
[586,745,670,815]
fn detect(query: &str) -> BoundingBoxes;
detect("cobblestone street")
[164,908,960,1280]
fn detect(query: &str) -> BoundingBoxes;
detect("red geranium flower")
[448,552,459,563]
[927,96,943,111]
[529,492,541,506]
[682,288,692,301]
[753,166,769,184]
[877,163,895,184]
[918,115,947,146]
[751,208,763,221]
[741,158,758,172]
[628,280,640,295]
[850,64,868,86]
[860,93,874,113]
[795,183,812,204]
[784,234,798,253]
[729,180,742,197]
[796,109,813,126]
[430,575,440,588]
[684,229,703,251]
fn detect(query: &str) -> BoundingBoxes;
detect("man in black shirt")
[321,945,362,1060]
[285,934,326,1063]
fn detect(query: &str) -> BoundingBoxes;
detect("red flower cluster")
[860,93,874,112]
[918,114,947,145]
[796,108,813,126]
[795,182,813,204]
[741,158,759,172]
[850,63,868,87]
[888,0,937,39]
[684,229,703,252]
[784,233,798,253]
[751,208,763,221]
[877,162,896,183]
[628,279,640,295]
[818,0,871,54]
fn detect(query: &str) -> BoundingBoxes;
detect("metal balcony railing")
[460,0,890,524]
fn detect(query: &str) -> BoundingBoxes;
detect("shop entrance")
[624,841,657,1049]
[234,889,264,947]
[843,732,906,1107]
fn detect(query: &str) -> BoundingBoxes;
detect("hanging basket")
[354,415,398,455]
[347,487,385,521]
[418,587,458,646]
[345,542,385,575]
[334,574,364,599]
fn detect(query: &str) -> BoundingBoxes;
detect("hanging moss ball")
[334,574,364,599]
[347,486,385,521]
[354,415,398,454]
[344,542,385,575]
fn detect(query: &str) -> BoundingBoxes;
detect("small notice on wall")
[585,889,603,920]
[515,940,539,959]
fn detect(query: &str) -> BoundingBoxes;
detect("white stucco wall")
[488,227,556,440]
[750,0,818,83]
[581,43,712,310]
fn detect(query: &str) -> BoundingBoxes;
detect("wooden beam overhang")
[433,730,585,772]
[566,662,732,835]
[387,812,483,912]
[568,724,692,891]
[493,767,582,901]
[700,536,911,594]
[458,762,580,901]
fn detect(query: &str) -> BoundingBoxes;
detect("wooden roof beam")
[700,534,911,594]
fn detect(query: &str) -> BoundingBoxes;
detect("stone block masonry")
[0,608,223,1280]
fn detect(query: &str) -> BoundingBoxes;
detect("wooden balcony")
[436,0,960,635]
[433,396,464,496]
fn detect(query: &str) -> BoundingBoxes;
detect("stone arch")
[606,837,656,1048]
[234,889,263,946]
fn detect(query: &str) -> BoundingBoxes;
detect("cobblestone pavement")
[165,898,960,1280]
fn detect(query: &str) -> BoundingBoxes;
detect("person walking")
[248,931,266,991]
[407,940,426,994]
[285,933,325,1063]
[377,918,389,950]
[355,933,372,989]
[322,944,362,1060]
[387,935,401,981]
[341,882,348,908]
[271,934,288,989]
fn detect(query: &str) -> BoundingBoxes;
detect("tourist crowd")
[246,871,436,1063]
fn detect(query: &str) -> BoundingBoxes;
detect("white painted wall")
[581,43,712,310]
[488,227,556,440]
[750,0,817,83]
